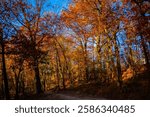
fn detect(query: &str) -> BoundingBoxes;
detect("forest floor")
[0,70,148,100]
[35,91,106,100]
[23,70,150,100]
[24,88,106,100]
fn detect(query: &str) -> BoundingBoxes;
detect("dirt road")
[35,91,106,100]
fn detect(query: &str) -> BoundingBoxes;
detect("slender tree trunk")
[114,36,122,88]
[54,42,66,89]
[62,49,72,87]
[55,55,60,89]
[34,60,43,94]
[62,68,66,89]
[15,74,19,99]
[19,73,25,97]
[92,38,96,80]
[43,73,46,92]
[14,68,22,99]
[83,42,89,81]
[0,29,9,99]
[96,36,102,80]
[1,74,4,99]
[57,54,66,89]
[1,43,9,99]
[141,40,149,68]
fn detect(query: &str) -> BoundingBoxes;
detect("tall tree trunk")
[43,73,46,92]
[54,42,66,89]
[1,78,4,99]
[61,49,72,87]
[1,42,10,99]
[114,36,122,88]
[82,41,89,81]
[19,73,25,97]
[15,74,19,99]
[0,28,10,99]
[141,39,149,68]
[57,54,66,89]
[92,38,96,80]
[14,68,22,99]
[96,36,102,80]
[55,55,60,89]
[34,60,43,94]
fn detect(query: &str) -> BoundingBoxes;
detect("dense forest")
[0,0,149,100]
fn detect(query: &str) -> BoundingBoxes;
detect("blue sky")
[28,0,71,14]
[48,0,71,13]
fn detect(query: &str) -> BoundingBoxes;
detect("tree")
[0,26,10,99]
[0,0,15,99]
[62,0,93,81]
[61,0,124,87]
[122,0,150,68]
[9,0,51,94]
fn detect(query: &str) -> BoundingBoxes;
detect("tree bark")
[114,36,122,88]
[15,74,19,99]
[14,68,22,99]
[141,39,149,68]
[34,60,43,94]
[1,40,10,99]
